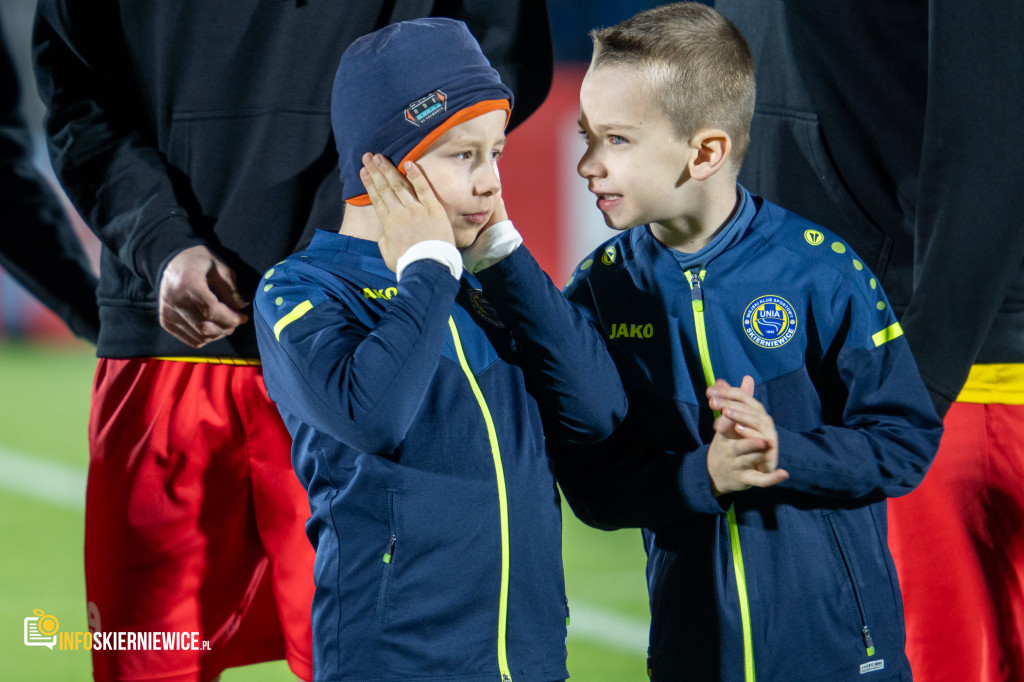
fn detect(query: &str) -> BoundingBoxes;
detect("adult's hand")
[157,245,249,348]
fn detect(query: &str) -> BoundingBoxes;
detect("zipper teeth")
[448,317,513,681]
[829,520,868,624]
[685,269,755,682]
[728,506,756,682]
[694,311,717,397]
[686,270,718,399]
[826,517,875,655]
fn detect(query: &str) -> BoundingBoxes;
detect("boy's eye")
[454,151,472,160]
[578,129,590,143]
[609,135,628,145]
[490,149,504,161]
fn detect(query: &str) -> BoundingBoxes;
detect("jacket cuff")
[461,220,523,274]
[396,240,462,281]
[126,208,204,287]
[680,445,730,515]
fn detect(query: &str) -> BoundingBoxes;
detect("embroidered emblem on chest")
[742,295,797,349]
[468,289,506,328]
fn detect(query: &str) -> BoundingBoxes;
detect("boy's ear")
[688,129,732,181]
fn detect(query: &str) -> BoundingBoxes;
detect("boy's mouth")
[462,212,491,225]
[596,193,623,211]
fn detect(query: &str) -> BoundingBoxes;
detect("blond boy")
[552,4,942,680]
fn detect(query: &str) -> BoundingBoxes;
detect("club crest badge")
[405,90,447,126]
[743,295,797,348]
[468,289,505,328]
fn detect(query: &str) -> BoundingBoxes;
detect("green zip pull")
[689,269,705,312]
[862,626,875,657]
[683,269,717,395]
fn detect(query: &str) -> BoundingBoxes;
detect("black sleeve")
[0,16,98,343]
[899,0,1024,415]
[32,0,207,291]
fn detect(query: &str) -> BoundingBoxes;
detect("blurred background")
[0,1,668,680]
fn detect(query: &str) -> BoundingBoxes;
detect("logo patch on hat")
[405,90,447,126]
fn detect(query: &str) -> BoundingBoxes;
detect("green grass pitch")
[0,341,650,681]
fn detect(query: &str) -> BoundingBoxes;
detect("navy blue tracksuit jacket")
[553,188,943,681]
[254,231,626,682]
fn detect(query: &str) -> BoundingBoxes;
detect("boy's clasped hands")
[706,375,789,496]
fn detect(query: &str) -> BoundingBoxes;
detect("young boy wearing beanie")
[252,18,626,682]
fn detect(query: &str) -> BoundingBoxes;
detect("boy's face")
[577,64,692,231]
[416,109,507,248]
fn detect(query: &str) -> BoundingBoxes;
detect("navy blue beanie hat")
[332,18,514,204]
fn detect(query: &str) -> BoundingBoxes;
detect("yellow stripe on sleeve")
[871,322,904,347]
[274,300,314,341]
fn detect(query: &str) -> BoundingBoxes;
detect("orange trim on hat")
[346,99,511,206]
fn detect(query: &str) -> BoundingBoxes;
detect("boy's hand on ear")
[361,153,454,272]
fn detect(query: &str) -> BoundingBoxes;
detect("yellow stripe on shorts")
[155,357,262,366]
[956,364,1024,404]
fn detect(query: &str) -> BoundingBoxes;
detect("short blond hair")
[590,2,755,166]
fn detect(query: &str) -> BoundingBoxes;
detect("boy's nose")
[476,161,501,195]
[577,149,603,179]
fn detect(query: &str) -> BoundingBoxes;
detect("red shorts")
[889,399,1024,682]
[85,358,314,682]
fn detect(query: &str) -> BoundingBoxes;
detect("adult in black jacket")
[0,11,97,343]
[713,2,1024,680]
[32,3,553,681]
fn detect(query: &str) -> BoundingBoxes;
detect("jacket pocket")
[375,488,400,623]
[823,512,877,658]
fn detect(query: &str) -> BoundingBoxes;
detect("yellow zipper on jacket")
[448,316,513,682]
[685,269,755,682]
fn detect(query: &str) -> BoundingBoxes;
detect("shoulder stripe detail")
[871,322,903,347]
[957,363,1024,404]
[274,300,314,341]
